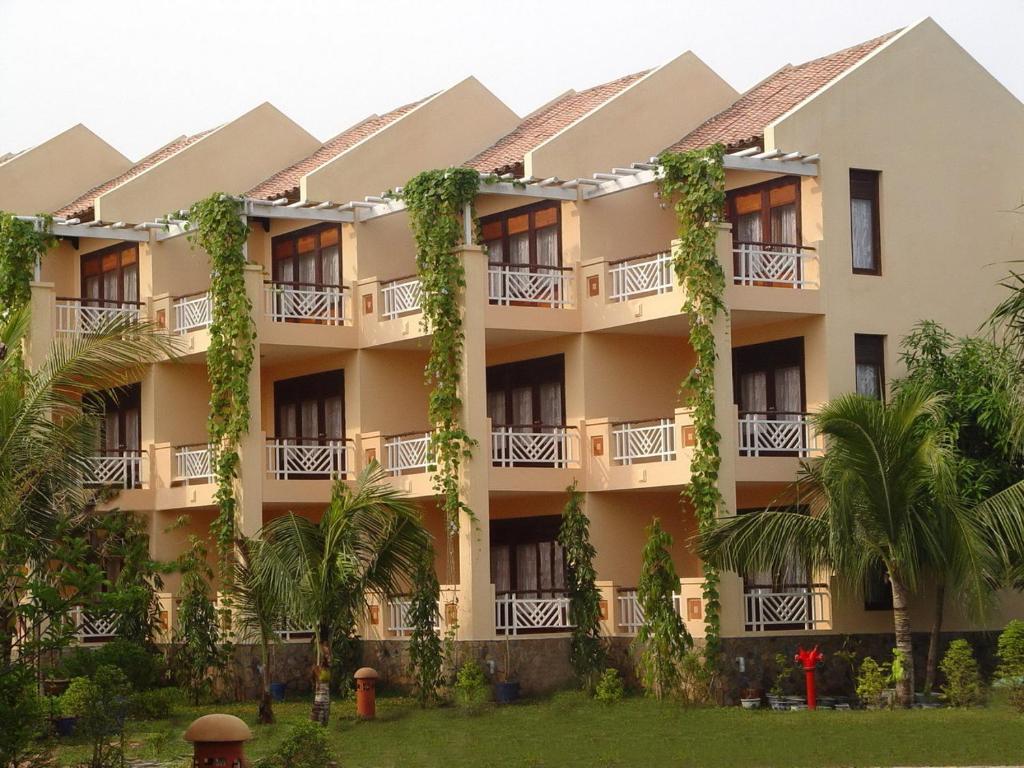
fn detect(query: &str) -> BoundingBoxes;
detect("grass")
[50,690,1024,768]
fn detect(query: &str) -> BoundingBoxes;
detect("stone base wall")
[720,630,1000,701]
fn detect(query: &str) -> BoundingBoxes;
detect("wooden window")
[273,370,345,443]
[80,243,139,305]
[490,516,567,597]
[85,383,141,453]
[480,201,562,271]
[854,334,886,400]
[732,338,806,417]
[271,223,341,287]
[850,169,881,274]
[486,354,565,428]
[726,176,802,248]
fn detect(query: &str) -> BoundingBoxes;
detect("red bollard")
[354,667,379,720]
[795,646,824,710]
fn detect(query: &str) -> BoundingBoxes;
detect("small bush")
[856,657,886,708]
[0,663,45,768]
[61,666,132,768]
[130,687,183,720]
[454,660,489,711]
[61,640,164,690]
[594,668,624,704]
[940,639,985,707]
[997,620,1024,680]
[258,721,335,768]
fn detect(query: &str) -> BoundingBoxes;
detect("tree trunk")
[310,630,332,725]
[257,635,274,724]
[924,581,945,696]
[889,574,915,708]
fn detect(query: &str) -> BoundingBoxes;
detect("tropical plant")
[407,547,443,707]
[62,665,132,768]
[594,667,625,704]
[940,638,985,707]
[234,536,285,723]
[453,659,489,711]
[997,619,1024,680]
[855,657,886,708]
[634,518,692,700]
[170,536,224,705]
[699,387,980,707]
[259,463,431,725]
[0,662,44,768]
[0,309,177,667]
[557,481,605,690]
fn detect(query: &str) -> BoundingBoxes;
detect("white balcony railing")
[384,432,431,476]
[615,588,682,634]
[491,426,577,468]
[738,412,817,457]
[608,251,674,301]
[488,264,572,308]
[385,596,440,636]
[265,438,353,480]
[85,450,142,489]
[73,609,118,642]
[733,243,818,289]
[744,585,830,632]
[173,292,211,334]
[612,418,676,465]
[380,276,422,320]
[173,444,214,485]
[274,617,315,642]
[56,298,142,335]
[264,282,347,325]
[495,592,572,635]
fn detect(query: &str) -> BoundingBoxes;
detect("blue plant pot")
[54,716,77,737]
[270,682,287,702]
[494,681,520,704]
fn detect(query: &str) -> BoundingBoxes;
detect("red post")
[795,646,824,710]
[354,667,379,720]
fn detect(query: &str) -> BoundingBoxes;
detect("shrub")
[856,657,886,708]
[997,620,1024,680]
[940,639,985,707]
[453,660,489,711]
[61,665,132,768]
[769,653,794,698]
[62,640,164,691]
[594,668,624,704]
[0,663,45,768]
[130,687,183,720]
[258,721,335,768]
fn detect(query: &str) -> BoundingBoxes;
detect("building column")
[236,264,265,538]
[25,282,56,371]
[454,244,495,640]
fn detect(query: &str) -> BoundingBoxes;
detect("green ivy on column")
[185,194,254,591]
[401,167,480,579]
[0,212,54,318]
[656,145,727,668]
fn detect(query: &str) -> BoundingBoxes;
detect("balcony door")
[490,516,567,598]
[727,177,801,287]
[86,383,141,454]
[272,223,341,287]
[486,354,565,430]
[480,201,561,272]
[81,243,139,305]
[734,338,805,456]
[274,370,345,445]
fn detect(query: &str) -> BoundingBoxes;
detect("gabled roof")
[54,130,214,220]
[247,99,425,201]
[466,70,651,176]
[667,30,899,153]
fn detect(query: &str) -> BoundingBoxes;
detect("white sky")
[2,0,1022,160]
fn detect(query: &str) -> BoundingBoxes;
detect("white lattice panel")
[266,439,351,479]
[265,283,347,325]
[57,301,141,335]
[488,266,571,308]
[738,415,816,456]
[495,594,572,635]
[744,587,829,632]
[733,245,818,288]
[85,453,141,488]
[174,293,212,334]
[174,445,213,484]
[612,419,676,464]
[609,252,673,301]
[384,433,431,475]
[380,278,423,319]
[491,428,574,468]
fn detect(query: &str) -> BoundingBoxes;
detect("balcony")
[56,298,142,335]
[72,608,118,643]
[614,587,682,635]
[264,281,349,326]
[491,425,578,468]
[612,418,676,465]
[384,432,432,476]
[744,584,830,632]
[737,412,817,457]
[608,251,674,302]
[733,242,819,289]
[173,292,211,334]
[85,449,143,489]
[380,276,422,320]
[488,263,573,309]
[265,437,354,480]
[173,444,214,485]
[495,591,572,635]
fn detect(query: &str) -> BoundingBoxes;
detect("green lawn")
[52,691,1024,768]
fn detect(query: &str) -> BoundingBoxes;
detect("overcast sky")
[2,0,1022,160]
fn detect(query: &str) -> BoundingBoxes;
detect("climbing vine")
[657,145,727,667]
[402,167,480,579]
[185,194,254,588]
[0,211,54,317]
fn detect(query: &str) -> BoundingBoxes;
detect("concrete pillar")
[25,282,56,371]
[454,244,495,640]
[236,264,265,538]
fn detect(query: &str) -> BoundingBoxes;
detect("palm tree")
[0,308,178,664]
[698,387,983,707]
[259,463,431,725]
[234,536,286,724]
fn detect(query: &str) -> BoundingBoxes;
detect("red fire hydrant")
[795,646,825,710]
[354,667,379,720]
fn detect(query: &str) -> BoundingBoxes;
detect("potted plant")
[493,634,520,704]
[48,694,76,738]
[767,653,791,710]
[740,687,763,710]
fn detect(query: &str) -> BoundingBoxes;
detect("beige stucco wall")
[526,52,738,181]
[0,124,131,215]
[96,103,320,223]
